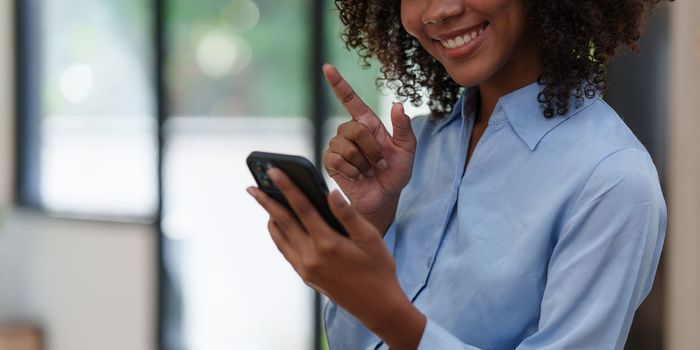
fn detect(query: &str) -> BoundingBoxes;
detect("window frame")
[14,0,42,209]
[14,0,160,223]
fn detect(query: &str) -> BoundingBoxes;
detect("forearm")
[362,294,426,350]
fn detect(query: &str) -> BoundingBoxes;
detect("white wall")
[0,211,155,350]
[0,2,156,350]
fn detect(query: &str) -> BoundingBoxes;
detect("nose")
[422,0,464,25]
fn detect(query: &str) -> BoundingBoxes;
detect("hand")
[247,168,425,349]
[322,64,417,234]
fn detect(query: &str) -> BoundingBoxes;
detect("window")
[18,0,157,219]
[161,0,314,348]
[17,0,418,349]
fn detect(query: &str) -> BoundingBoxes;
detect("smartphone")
[246,151,347,236]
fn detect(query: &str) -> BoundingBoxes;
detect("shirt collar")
[434,86,478,135]
[434,82,597,151]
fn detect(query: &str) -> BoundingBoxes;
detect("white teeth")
[438,27,484,49]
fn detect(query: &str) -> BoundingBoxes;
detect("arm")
[248,167,423,350]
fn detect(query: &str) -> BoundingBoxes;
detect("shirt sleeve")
[417,147,667,350]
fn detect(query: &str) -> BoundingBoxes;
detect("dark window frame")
[14,0,42,208]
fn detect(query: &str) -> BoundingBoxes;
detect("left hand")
[246,167,409,329]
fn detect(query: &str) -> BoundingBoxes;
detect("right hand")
[322,64,417,234]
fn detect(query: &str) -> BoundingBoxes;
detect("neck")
[476,34,542,125]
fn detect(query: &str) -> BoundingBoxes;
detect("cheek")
[476,0,527,55]
[400,3,422,39]
[496,0,527,38]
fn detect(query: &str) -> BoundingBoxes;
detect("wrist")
[362,193,400,236]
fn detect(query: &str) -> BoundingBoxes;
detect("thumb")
[390,103,416,152]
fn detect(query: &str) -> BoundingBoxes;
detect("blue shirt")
[323,82,667,350]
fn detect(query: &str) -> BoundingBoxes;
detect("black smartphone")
[246,151,347,236]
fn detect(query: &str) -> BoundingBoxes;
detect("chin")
[442,57,504,88]
[445,68,489,88]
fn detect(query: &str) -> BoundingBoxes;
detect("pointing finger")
[322,63,374,122]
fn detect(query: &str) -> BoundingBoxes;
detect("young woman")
[247,0,669,349]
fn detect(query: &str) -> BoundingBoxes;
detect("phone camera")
[252,160,264,174]
[251,159,276,188]
[261,178,273,187]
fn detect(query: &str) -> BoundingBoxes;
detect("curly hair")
[335,0,668,119]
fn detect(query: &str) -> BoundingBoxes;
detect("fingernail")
[357,174,364,181]
[377,159,388,169]
[331,190,346,207]
[246,187,256,197]
[366,168,375,177]
[267,167,279,181]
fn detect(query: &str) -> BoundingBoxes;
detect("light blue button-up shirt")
[323,82,667,350]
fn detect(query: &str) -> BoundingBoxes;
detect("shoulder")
[546,98,660,186]
[540,98,665,211]
[557,105,667,244]
[545,98,645,154]
[575,147,663,208]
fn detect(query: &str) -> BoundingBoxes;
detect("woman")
[247,0,668,348]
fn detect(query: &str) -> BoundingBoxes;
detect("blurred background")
[0,0,696,349]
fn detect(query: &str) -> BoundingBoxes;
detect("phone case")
[246,151,347,236]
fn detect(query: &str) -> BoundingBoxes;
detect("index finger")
[267,167,339,241]
[322,63,373,121]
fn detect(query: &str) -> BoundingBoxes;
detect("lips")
[431,22,490,60]
[431,22,489,43]
[439,25,486,49]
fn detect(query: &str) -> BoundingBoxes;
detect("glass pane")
[166,0,309,116]
[163,0,313,348]
[39,0,157,218]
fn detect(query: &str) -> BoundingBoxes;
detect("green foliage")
[321,326,330,350]
[167,0,311,116]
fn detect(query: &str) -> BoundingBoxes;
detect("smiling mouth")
[435,22,490,50]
